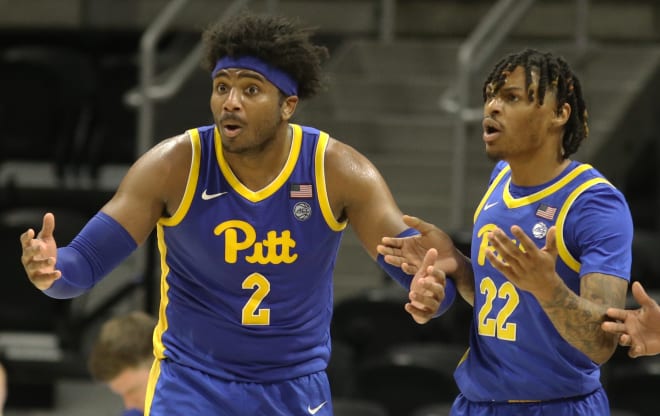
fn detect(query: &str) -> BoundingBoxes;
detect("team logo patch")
[293,201,312,221]
[532,222,548,239]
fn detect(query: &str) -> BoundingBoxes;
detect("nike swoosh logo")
[307,401,327,415]
[484,201,499,210]
[201,190,228,200]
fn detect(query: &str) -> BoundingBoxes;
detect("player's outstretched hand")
[602,281,660,358]
[377,215,460,276]
[19,213,61,290]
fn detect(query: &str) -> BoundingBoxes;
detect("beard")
[220,110,283,156]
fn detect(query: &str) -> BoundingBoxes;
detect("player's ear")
[553,102,570,128]
[281,95,298,121]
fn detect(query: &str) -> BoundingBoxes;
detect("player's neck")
[509,157,571,187]
[225,123,293,191]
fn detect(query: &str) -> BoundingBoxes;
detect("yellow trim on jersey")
[144,356,162,416]
[315,131,348,231]
[555,177,612,273]
[159,129,201,227]
[153,224,171,360]
[215,124,303,202]
[473,165,511,224]
[503,163,593,208]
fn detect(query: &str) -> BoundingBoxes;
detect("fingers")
[22,253,61,290]
[401,262,419,275]
[409,278,443,310]
[420,248,438,272]
[544,226,558,256]
[20,228,36,249]
[402,215,435,235]
[377,242,401,256]
[509,225,535,253]
[629,344,644,359]
[29,270,62,290]
[631,281,656,309]
[604,306,629,322]
[408,248,445,317]
[37,212,55,240]
[601,318,627,334]
[405,302,434,325]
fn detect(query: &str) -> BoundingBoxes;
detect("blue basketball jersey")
[149,123,347,384]
[455,160,633,402]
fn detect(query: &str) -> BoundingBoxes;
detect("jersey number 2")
[242,273,271,325]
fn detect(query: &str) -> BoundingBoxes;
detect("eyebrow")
[499,85,525,92]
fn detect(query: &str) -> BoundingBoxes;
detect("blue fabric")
[377,228,420,289]
[450,387,609,416]
[148,359,332,415]
[435,276,456,317]
[43,211,137,299]
[122,409,143,416]
[212,55,298,96]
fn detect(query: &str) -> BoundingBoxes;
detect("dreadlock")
[482,48,588,158]
[201,13,329,100]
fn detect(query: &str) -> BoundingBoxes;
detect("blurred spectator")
[88,311,156,415]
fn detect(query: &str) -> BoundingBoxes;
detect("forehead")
[501,66,538,87]
[485,65,540,96]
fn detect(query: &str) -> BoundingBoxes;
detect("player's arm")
[323,137,406,260]
[22,133,191,298]
[101,133,192,243]
[323,138,453,321]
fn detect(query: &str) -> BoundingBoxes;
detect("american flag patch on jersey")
[290,183,313,198]
[535,203,557,220]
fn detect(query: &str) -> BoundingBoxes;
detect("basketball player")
[19,14,452,415]
[378,48,633,415]
[602,281,660,358]
[88,311,156,415]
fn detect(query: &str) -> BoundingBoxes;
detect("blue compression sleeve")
[377,227,456,317]
[377,228,420,290]
[435,277,456,317]
[43,212,138,299]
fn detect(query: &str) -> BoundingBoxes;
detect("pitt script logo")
[214,220,297,264]
[475,223,525,266]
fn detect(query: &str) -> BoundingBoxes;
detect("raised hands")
[19,212,61,290]
[602,281,660,358]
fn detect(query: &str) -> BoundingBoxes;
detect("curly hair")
[88,311,156,382]
[483,48,589,158]
[201,13,329,100]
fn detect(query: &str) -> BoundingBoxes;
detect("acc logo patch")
[293,201,312,221]
[532,222,548,239]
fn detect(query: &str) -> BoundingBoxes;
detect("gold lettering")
[214,220,256,263]
[214,220,298,264]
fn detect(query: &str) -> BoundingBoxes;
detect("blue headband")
[211,56,298,96]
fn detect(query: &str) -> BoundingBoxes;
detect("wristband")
[435,276,456,317]
[377,227,420,290]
